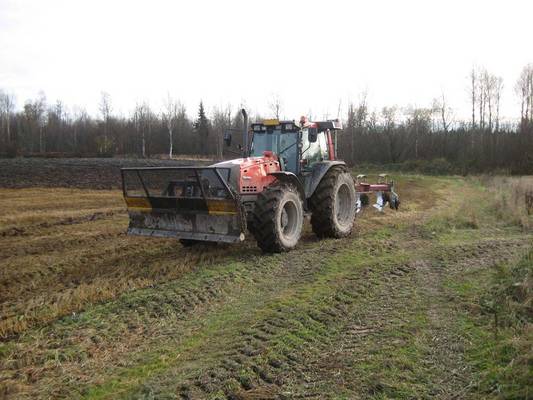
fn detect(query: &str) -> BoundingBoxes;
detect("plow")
[121,111,399,252]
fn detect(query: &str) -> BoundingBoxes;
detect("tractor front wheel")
[310,167,357,238]
[251,183,304,253]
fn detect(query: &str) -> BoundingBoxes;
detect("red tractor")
[120,110,399,253]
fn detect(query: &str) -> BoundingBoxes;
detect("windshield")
[251,131,298,173]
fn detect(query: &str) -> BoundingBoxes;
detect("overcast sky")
[0,0,531,122]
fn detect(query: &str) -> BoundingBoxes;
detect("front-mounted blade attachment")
[121,167,246,243]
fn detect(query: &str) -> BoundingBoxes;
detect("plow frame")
[120,166,246,243]
[354,174,400,213]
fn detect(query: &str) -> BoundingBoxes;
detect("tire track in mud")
[0,177,414,341]
[222,238,531,400]
[0,233,392,398]
[136,236,531,400]
[0,238,258,339]
[2,177,514,399]
[0,209,124,238]
[118,237,413,399]
[2,182,428,398]
[178,260,419,399]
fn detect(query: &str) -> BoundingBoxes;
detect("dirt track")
[0,163,531,399]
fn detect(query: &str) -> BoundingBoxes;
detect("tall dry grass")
[480,175,533,231]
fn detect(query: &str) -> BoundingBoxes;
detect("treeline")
[340,105,533,175]
[0,92,246,160]
[0,65,532,174]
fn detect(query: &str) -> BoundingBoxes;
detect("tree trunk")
[495,98,500,132]
[142,129,146,158]
[39,126,44,153]
[168,128,173,158]
[479,94,483,129]
[73,126,77,151]
[6,114,10,143]
[488,98,492,132]
[471,70,476,128]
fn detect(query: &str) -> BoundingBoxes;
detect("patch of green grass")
[447,247,533,399]
[90,237,411,399]
[347,301,435,400]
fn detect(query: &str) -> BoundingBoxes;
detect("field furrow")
[1,171,531,400]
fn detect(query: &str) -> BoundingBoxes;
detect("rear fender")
[268,171,306,206]
[303,161,347,198]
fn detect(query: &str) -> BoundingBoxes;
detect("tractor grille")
[241,185,258,193]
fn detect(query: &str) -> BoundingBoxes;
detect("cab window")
[301,128,328,168]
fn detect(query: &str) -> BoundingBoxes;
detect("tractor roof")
[252,118,342,132]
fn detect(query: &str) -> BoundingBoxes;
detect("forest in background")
[1,65,532,174]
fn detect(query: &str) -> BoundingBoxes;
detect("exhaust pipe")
[241,108,248,157]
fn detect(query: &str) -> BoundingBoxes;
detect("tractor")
[120,109,399,253]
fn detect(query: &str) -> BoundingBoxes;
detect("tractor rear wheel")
[251,183,304,253]
[310,167,357,238]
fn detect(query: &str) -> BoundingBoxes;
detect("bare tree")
[479,68,487,129]
[162,94,181,158]
[133,102,149,158]
[484,71,494,130]
[494,77,504,131]
[268,94,283,119]
[99,91,112,153]
[515,64,533,125]
[346,103,356,164]
[212,105,232,160]
[432,92,454,132]
[471,67,502,131]
[381,106,400,162]
[0,90,15,144]
[381,106,397,130]
[33,92,47,153]
[470,67,476,128]
[406,106,432,159]
[347,92,368,163]
[72,106,88,151]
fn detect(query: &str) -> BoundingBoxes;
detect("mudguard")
[302,161,347,198]
[268,171,306,202]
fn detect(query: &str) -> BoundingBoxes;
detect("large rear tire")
[251,183,304,253]
[310,167,357,238]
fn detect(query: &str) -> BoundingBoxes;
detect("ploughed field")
[0,158,531,399]
[0,157,210,189]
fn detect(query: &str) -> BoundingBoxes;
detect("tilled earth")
[0,163,531,399]
[0,158,209,189]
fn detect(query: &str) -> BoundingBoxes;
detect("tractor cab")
[249,117,340,174]
[250,120,300,173]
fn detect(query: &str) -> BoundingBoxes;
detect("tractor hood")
[211,153,280,195]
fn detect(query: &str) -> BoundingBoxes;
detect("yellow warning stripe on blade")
[206,200,238,215]
[124,197,152,211]
[124,197,237,215]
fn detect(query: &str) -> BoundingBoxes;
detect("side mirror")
[308,127,318,143]
[223,131,232,147]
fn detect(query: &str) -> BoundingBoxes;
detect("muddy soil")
[0,158,210,189]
